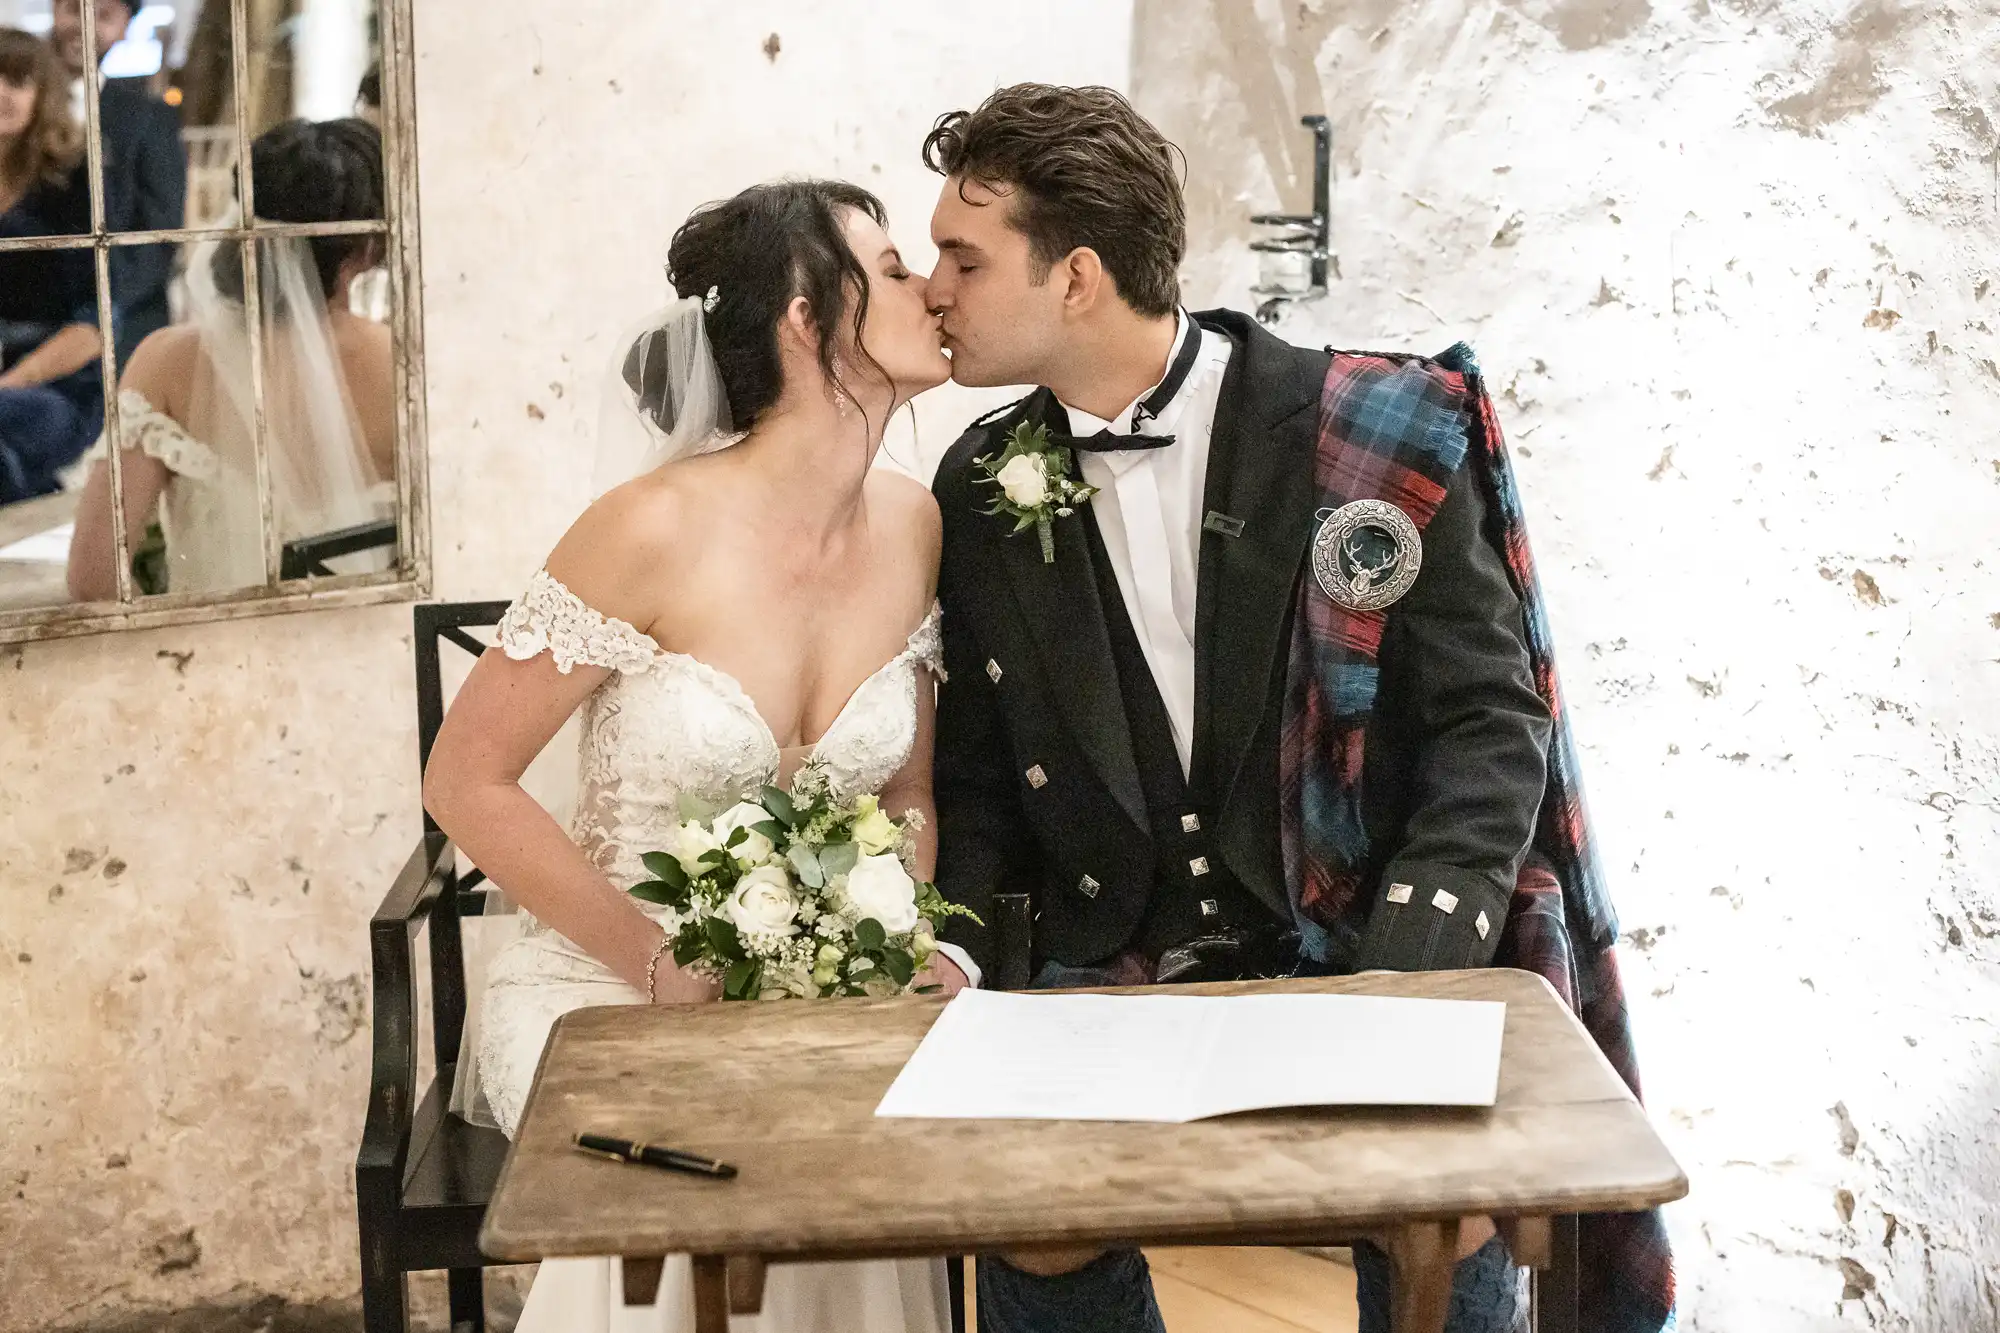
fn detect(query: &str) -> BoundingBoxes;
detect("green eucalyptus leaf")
[880,948,915,987]
[818,842,859,877]
[724,959,755,1000]
[627,880,678,906]
[854,918,886,951]
[789,844,825,889]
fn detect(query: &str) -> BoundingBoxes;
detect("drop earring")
[831,355,849,413]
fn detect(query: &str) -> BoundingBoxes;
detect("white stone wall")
[1134,0,2000,1327]
[0,4,1131,1326]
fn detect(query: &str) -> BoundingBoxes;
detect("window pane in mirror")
[0,21,90,239]
[259,228,398,585]
[0,221,105,612]
[108,235,270,600]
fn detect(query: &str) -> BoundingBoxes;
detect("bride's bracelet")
[644,932,674,1003]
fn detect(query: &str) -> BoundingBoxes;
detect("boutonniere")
[973,421,1098,564]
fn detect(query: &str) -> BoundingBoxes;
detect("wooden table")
[481,970,1686,1333]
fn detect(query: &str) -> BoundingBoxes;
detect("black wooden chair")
[282,517,399,580]
[357,599,510,1333]
[356,598,1033,1333]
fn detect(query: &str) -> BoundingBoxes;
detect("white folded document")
[875,989,1505,1122]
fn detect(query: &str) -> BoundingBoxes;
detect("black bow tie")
[1048,313,1201,454]
[1060,427,1175,453]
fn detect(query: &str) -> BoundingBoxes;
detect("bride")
[421,179,972,1333]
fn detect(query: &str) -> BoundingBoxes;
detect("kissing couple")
[424,81,1671,1333]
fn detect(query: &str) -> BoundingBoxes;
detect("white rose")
[723,866,800,938]
[995,453,1050,508]
[674,820,725,878]
[844,852,920,935]
[712,801,777,865]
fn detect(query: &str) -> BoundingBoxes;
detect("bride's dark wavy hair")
[210,118,385,310]
[663,179,885,431]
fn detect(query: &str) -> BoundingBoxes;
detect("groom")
[923,85,1671,1333]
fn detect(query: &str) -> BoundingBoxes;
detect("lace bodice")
[497,569,943,900]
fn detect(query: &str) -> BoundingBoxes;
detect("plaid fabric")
[1280,344,1676,1333]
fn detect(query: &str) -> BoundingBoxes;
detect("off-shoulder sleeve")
[81,391,221,481]
[905,601,946,681]
[495,569,661,675]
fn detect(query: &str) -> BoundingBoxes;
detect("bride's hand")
[914,953,970,998]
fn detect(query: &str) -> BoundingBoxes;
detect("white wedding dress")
[477,569,952,1333]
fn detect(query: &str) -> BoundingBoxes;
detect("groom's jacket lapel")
[992,390,1148,833]
[1190,311,1330,913]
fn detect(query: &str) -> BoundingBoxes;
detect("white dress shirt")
[1059,312,1234,777]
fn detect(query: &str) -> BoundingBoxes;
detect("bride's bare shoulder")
[541,469,696,631]
[866,467,941,553]
[865,468,941,610]
[120,325,203,414]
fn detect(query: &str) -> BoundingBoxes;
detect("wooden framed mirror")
[0,0,426,641]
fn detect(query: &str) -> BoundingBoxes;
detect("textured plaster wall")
[1134,0,2000,1328]
[0,4,1131,1327]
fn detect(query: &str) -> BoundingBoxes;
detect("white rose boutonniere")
[844,852,920,935]
[974,420,1098,564]
[994,453,1050,508]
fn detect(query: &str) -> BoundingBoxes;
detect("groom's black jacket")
[931,310,1551,976]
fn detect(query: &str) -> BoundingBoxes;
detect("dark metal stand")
[1249,114,1333,323]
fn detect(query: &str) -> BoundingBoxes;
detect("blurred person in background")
[0,25,101,503]
[51,0,185,363]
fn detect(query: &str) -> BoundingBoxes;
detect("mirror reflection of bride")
[67,117,393,600]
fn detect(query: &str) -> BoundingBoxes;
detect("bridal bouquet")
[629,764,975,1001]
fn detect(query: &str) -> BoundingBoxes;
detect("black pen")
[572,1132,738,1179]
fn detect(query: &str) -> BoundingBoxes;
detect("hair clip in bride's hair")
[703,285,721,314]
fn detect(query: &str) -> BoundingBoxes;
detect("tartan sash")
[1279,343,1676,1332]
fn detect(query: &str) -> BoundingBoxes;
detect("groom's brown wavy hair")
[923,84,1185,318]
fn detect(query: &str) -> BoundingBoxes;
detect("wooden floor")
[959,1248,1361,1333]
[1149,1248,1360,1333]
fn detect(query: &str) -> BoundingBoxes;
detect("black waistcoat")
[1080,513,1278,957]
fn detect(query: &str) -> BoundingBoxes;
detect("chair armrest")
[373,829,453,925]
[357,832,454,1184]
